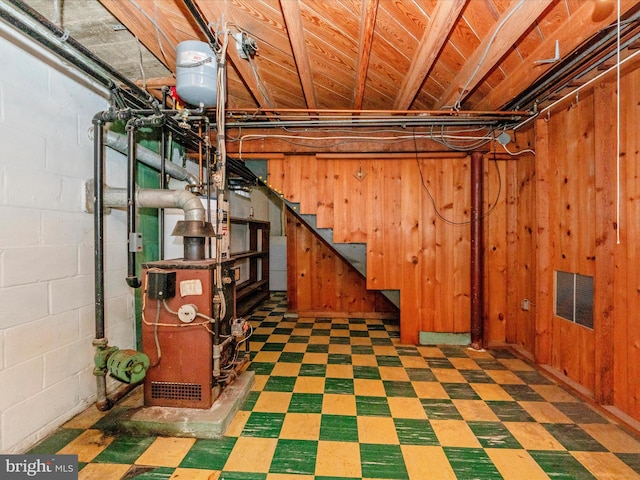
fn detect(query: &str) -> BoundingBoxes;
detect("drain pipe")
[470,151,485,350]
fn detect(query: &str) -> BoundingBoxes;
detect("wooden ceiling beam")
[279,0,317,109]
[225,128,453,154]
[435,0,554,110]
[475,0,640,110]
[393,0,466,110]
[353,0,379,110]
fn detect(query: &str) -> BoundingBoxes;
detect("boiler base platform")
[94,371,254,439]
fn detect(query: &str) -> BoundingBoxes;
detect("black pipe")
[93,116,106,339]
[504,7,640,111]
[4,0,149,101]
[470,151,484,350]
[124,114,168,286]
[205,118,213,258]
[0,1,214,147]
[159,90,168,260]
[91,108,134,327]
[126,121,142,288]
[182,0,219,52]
[92,111,120,411]
[96,382,140,411]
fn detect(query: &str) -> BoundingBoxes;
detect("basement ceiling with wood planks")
[15,0,640,116]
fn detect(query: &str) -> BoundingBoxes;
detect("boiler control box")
[147,270,176,300]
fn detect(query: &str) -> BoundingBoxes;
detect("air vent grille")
[150,381,203,401]
[555,271,594,329]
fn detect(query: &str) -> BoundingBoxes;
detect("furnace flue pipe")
[470,151,484,350]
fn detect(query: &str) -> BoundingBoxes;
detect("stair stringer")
[288,201,399,309]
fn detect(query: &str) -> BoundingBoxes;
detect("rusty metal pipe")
[95,382,140,411]
[470,151,484,350]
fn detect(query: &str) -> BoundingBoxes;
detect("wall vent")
[555,271,594,329]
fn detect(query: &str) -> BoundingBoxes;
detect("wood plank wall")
[613,67,640,421]
[234,62,640,427]
[533,64,640,424]
[544,92,597,394]
[268,152,532,346]
[286,209,398,316]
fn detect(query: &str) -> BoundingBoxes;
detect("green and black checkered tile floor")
[29,292,640,479]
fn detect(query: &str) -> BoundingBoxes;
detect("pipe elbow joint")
[95,398,113,411]
[176,190,206,223]
[126,276,142,288]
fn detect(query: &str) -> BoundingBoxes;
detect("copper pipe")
[470,151,484,350]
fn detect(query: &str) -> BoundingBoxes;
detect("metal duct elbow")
[135,189,205,223]
[102,187,208,223]
[102,187,214,261]
[173,190,206,223]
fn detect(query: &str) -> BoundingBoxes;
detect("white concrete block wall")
[0,26,134,453]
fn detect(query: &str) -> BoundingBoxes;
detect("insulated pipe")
[104,131,199,188]
[470,151,485,350]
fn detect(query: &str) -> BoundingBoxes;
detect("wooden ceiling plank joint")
[279,0,317,109]
[393,0,466,110]
[435,0,554,110]
[353,0,379,110]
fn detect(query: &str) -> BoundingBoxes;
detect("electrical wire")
[222,321,254,371]
[140,271,216,334]
[152,299,161,366]
[153,2,171,67]
[413,128,502,226]
[616,0,621,244]
[247,54,275,109]
[500,142,535,156]
[136,36,147,91]
[235,131,500,159]
[451,0,525,110]
[214,27,230,325]
[127,0,176,66]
